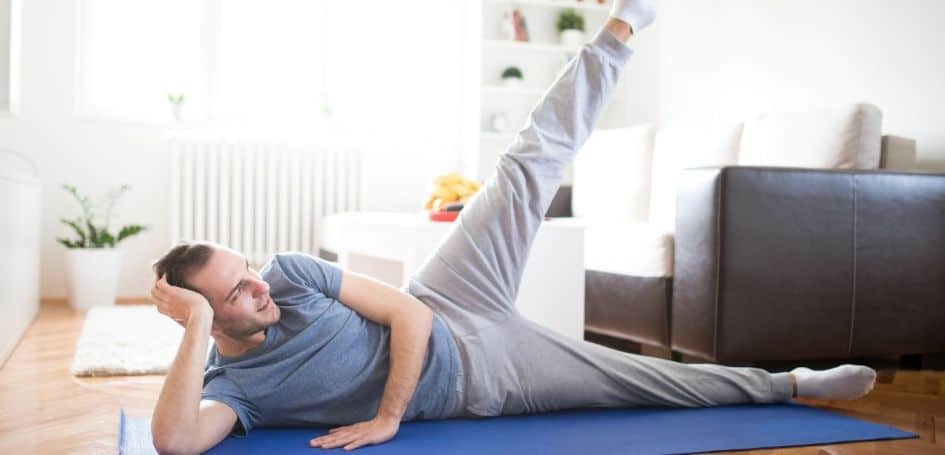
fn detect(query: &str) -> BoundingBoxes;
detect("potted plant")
[557,9,585,48]
[57,184,147,311]
[501,66,524,87]
[167,92,185,121]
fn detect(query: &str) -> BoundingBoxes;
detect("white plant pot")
[501,77,522,87]
[65,249,122,311]
[560,29,585,48]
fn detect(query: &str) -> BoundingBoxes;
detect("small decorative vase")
[65,249,122,311]
[560,29,585,47]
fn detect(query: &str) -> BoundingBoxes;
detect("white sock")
[790,364,877,400]
[609,0,656,35]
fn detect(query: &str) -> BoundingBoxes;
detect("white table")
[321,212,586,340]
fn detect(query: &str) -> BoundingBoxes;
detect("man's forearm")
[151,307,214,451]
[375,303,433,422]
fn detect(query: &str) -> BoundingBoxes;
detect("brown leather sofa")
[550,165,945,365]
[673,166,945,363]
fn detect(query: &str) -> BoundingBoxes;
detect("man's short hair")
[152,242,215,292]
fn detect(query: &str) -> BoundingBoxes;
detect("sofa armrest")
[672,166,945,362]
[546,185,573,218]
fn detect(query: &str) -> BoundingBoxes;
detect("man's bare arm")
[150,277,235,454]
[309,271,433,450]
[377,299,433,421]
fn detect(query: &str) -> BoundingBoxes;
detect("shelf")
[483,39,580,53]
[482,84,546,96]
[487,0,611,14]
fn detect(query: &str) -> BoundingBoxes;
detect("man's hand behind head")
[150,274,213,327]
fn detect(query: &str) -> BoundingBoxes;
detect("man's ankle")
[604,17,632,43]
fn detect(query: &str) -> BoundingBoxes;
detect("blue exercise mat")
[120,403,915,454]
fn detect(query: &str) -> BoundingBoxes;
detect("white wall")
[9,0,945,299]
[632,0,945,170]
[1,0,459,299]
[0,0,11,111]
[0,0,166,299]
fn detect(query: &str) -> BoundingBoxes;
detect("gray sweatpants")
[407,29,794,419]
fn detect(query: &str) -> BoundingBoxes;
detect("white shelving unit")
[461,0,611,181]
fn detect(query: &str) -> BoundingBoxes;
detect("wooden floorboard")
[0,302,942,454]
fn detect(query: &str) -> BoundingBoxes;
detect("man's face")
[188,246,280,340]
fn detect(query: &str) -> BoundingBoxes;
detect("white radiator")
[170,137,362,266]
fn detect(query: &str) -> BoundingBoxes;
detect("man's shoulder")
[263,251,344,298]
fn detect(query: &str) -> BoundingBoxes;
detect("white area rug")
[71,305,200,377]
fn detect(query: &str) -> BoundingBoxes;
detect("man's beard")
[222,310,277,340]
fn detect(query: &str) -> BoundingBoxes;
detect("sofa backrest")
[572,124,655,222]
[647,124,742,231]
[738,103,883,169]
[572,103,917,231]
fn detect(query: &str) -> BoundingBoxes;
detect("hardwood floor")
[0,302,942,454]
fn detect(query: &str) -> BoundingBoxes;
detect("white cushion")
[572,124,655,222]
[584,221,673,278]
[880,135,917,170]
[739,103,882,169]
[648,124,742,231]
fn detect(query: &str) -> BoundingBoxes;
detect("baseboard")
[41,297,151,306]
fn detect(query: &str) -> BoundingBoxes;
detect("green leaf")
[63,184,94,225]
[116,224,147,243]
[60,218,87,247]
[100,231,116,248]
[86,221,102,248]
[57,238,78,249]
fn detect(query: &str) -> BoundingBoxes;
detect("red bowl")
[429,210,460,222]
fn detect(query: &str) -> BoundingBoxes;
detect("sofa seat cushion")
[584,221,673,278]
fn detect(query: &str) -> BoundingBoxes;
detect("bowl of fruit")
[423,172,481,222]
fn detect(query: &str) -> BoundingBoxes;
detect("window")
[213,0,325,122]
[77,0,466,142]
[77,0,203,122]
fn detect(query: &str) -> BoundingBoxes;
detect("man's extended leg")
[409,20,636,335]
[459,316,875,417]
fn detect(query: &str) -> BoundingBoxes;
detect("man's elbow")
[152,424,193,455]
[152,436,190,455]
[395,301,433,331]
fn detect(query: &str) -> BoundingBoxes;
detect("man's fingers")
[344,439,366,451]
[150,286,167,302]
[345,437,373,451]
[312,432,354,448]
[149,289,165,307]
[310,433,335,446]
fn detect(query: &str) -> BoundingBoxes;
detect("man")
[149,2,877,453]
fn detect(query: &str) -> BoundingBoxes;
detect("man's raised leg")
[409,19,640,332]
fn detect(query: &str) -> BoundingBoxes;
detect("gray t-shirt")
[201,252,461,436]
